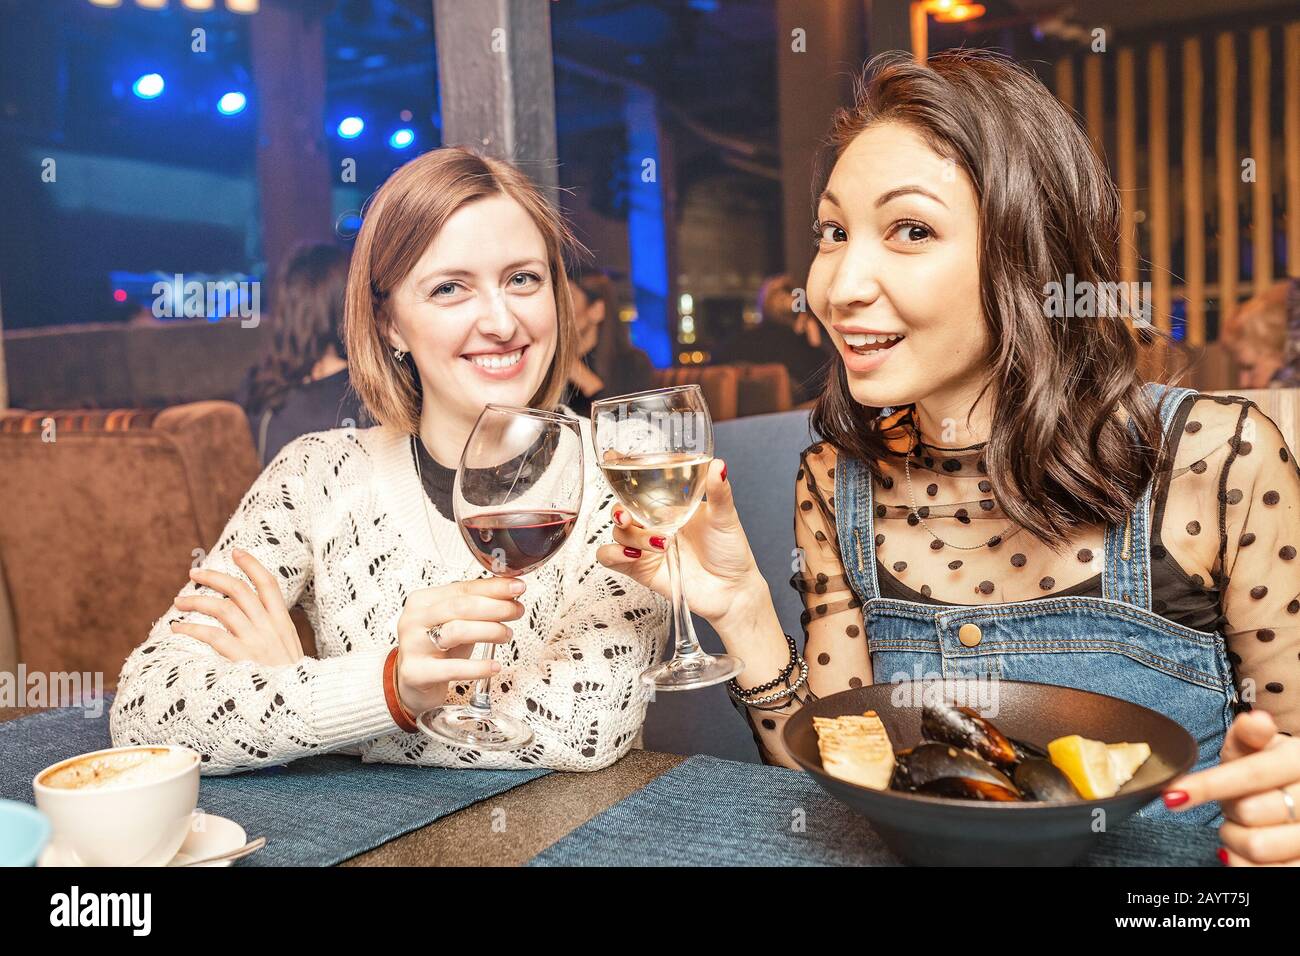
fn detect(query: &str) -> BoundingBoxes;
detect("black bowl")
[782,680,1198,865]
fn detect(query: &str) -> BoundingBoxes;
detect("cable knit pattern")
[109,417,670,774]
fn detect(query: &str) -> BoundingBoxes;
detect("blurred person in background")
[563,269,655,417]
[727,273,832,404]
[1220,278,1300,389]
[238,242,366,464]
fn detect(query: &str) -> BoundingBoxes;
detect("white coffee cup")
[33,745,200,866]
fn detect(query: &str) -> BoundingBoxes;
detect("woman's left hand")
[1163,710,1300,866]
[170,548,306,668]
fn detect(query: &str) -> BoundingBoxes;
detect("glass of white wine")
[590,384,744,690]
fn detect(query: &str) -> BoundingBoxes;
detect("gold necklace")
[410,434,454,568]
[901,434,1019,552]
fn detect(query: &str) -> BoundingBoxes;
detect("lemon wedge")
[1107,742,1152,783]
[1047,735,1151,799]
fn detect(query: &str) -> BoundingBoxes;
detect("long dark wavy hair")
[810,50,1170,549]
[246,243,351,415]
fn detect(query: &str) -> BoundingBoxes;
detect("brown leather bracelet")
[383,647,419,733]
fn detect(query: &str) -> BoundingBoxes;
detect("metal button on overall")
[958,623,983,647]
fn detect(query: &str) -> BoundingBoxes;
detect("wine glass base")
[641,653,744,691]
[416,706,534,750]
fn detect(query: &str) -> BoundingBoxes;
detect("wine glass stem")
[665,533,705,659]
[469,640,496,712]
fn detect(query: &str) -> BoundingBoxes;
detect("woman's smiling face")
[385,192,557,427]
[807,121,989,410]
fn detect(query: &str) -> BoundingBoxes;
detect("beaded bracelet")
[726,633,799,698]
[727,654,809,708]
[742,677,820,713]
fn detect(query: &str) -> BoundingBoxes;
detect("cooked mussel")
[920,701,1020,770]
[1011,737,1047,761]
[892,742,1021,802]
[1013,757,1081,802]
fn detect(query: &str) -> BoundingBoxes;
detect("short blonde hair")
[345,147,580,435]
[1223,280,1291,360]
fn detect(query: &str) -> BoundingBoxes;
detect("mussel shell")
[1011,737,1048,761]
[893,742,1020,801]
[920,701,1020,770]
[1013,757,1081,802]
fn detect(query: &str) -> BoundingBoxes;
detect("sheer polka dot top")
[743,395,1300,767]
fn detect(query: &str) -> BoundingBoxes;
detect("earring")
[393,348,407,363]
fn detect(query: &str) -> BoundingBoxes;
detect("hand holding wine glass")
[416,405,583,750]
[393,576,525,716]
[596,457,768,628]
[590,385,744,690]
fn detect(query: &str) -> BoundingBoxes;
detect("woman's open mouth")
[463,345,529,380]
[840,332,904,373]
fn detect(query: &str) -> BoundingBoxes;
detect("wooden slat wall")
[1250,28,1273,293]
[1148,44,1172,335]
[1054,57,1075,114]
[1216,32,1239,325]
[1183,37,1206,346]
[1084,54,1104,159]
[1116,48,1138,287]
[1050,23,1299,371]
[1288,24,1300,279]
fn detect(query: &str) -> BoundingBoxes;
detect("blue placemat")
[1,699,549,866]
[529,755,1222,867]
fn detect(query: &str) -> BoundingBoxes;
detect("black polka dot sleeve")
[1195,401,1300,736]
[731,446,873,766]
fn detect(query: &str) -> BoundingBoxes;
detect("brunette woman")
[601,51,1300,865]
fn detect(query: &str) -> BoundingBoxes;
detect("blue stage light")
[337,116,364,139]
[388,128,414,149]
[132,73,165,99]
[217,91,247,115]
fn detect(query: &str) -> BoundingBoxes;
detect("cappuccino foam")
[42,748,195,791]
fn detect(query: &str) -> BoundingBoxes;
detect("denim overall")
[834,384,1234,825]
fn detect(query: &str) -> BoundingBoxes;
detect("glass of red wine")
[416,405,583,750]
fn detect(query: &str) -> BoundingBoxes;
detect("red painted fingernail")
[1162,790,1189,808]
[623,547,642,559]
[613,508,624,524]
[720,463,728,482]
[1217,847,1229,865]
[649,536,666,550]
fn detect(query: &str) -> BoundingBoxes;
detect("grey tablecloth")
[529,755,1222,867]
[0,702,548,866]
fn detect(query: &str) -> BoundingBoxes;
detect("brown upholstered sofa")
[650,362,793,421]
[3,320,267,410]
[0,401,267,686]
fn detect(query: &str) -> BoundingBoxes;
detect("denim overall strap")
[834,449,881,602]
[1102,383,1199,608]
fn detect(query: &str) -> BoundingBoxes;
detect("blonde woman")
[110,148,669,773]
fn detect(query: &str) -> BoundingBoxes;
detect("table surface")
[0,706,685,867]
[1,706,1213,867]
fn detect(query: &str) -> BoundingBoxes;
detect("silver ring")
[427,624,451,653]
[1281,787,1297,823]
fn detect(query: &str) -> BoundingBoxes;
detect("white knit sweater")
[108,417,670,774]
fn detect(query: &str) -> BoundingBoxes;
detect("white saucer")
[38,812,248,867]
